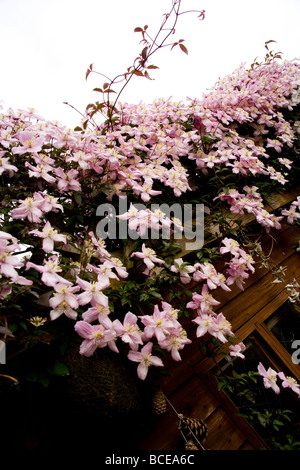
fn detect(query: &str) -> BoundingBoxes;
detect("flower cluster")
[0,231,32,296]
[0,54,299,384]
[117,203,183,238]
[281,196,300,224]
[218,186,284,231]
[74,302,191,380]
[258,362,300,397]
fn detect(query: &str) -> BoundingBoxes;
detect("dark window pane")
[214,335,300,449]
[265,301,300,356]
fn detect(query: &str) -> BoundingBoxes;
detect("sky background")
[0,0,299,129]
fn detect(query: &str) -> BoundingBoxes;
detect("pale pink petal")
[42,237,54,253]
[74,320,93,339]
[79,339,97,357]
[127,350,142,362]
[77,291,92,305]
[149,356,164,367]
[137,362,149,380]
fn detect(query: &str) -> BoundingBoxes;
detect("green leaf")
[257,414,267,427]
[37,372,50,387]
[74,193,82,205]
[47,363,69,376]
[24,370,37,382]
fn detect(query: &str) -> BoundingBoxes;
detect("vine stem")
[0,374,19,385]
[85,0,203,131]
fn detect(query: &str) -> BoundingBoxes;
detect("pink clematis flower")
[50,301,78,321]
[213,313,234,343]
[170,258,195,284]
[117,203,151,236]
[49,283,80,320]
[229,342,246,359]
[132,181,162,201]
[220,237,241,256]
[159,327,192,361]
[109,257,128,279]
[10,196,43,223]
[278,372,300,397]
[30,221,67,253]
[33,192,64,213]
[113,311,143,350]
[54,167,82,192]
[127,342,163,380]
[193,262,222,290]
[26,255,72,287]
[281,205,300,224]
[0,156,18,176]
[82,304,111,327]
[0,239,25,282]
[88,231,111,260]
[74,320,117,357]
[11,131,44,154]
[25,161,56,183]
[226,257,250,290]
[76,276,110,306]
[139,305,174,342]
[86,261,119,285]
[131,243,165,270]
[186,284,220,314]
[0,233,32,285]
[257,362,280,394]
[192,313,219,339]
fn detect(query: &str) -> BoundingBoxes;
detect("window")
[210,290,300,449]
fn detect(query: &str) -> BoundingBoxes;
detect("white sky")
[0,0,299,128]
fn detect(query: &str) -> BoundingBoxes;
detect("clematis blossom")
[186,285,220,314]
[193,313,219,339]
[26,256,72,287]
[257,362,280,394]
[76,276,110,306]
[54,167,82,192]
[0,238,32,285]
[30,221,67,253]
[229,342,246,359]
[10,196,43,223]
[11,130,44,154]
[159,327,192,361]
[0,156,18,176]
[49,283,80,320]
[220,237,241,256]
[82,304,111,327]
[131,243,165,270]
[33,192,64,213]
[117,203,151,236]
[74,320,117,357]
[278,372,300,396]
[170,258,195,284]
[139,304,174,342]
[113,311,143,351]
[127,342,163,380]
